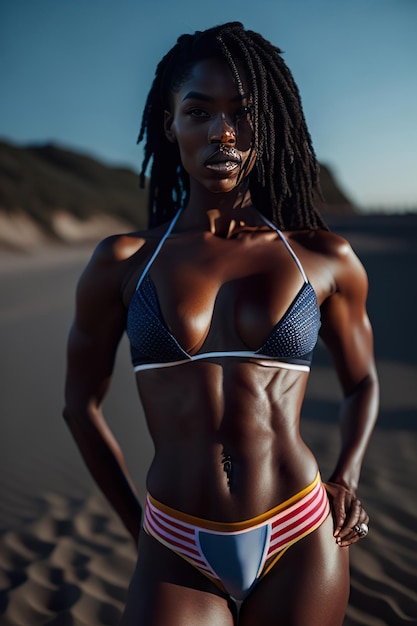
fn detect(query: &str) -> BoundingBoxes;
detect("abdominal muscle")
[136,359,319,523]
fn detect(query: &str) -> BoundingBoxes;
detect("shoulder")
[91,230,148,266]
[91,220,172,265]
[289,228,353,259]
[76,223,170,302]
[83,223,166,280]
[289,228,368,295]
[74,231,145,306]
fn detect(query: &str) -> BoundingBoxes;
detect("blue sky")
[1,0,416,211]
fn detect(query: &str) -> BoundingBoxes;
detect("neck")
[178,182,265,237]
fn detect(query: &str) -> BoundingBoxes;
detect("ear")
[164,110,176,143]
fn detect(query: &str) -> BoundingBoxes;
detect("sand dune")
[1,214,417,625]
[0,494,135,625]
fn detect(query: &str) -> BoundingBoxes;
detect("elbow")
[62,400,96,431]
[62,403,84,431]
[62,402,100,445]
[356,369,379,400]
[365,365,380,402]
[345,369,380,420]
[62,404,75,425]
[345,362,379,400]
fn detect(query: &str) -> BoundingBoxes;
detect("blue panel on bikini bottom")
[198,526,268,600]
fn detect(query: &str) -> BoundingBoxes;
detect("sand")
[1,214,417,625]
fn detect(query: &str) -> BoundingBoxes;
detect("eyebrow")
[181,90,249,103]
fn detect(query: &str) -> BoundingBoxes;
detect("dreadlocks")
[138,22,327,230]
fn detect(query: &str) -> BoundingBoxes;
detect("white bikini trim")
[133,353,310,373]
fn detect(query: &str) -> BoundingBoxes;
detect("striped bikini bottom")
[143,472,330,601]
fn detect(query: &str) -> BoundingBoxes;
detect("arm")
[63,238,142,545]
[319,237,379,546]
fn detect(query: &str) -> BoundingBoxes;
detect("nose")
[209,113,236,145]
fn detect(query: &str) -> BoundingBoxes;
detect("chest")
[130,233,314,353]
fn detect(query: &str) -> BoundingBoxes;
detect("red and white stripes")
[266,478,330,559]
[144,495,219,579]
[143,473,330,592]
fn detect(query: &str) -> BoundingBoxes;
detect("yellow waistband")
[147,471,321,532]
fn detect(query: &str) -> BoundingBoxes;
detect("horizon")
[1,1,416,213]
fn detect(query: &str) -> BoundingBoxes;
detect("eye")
[187,108,210,119]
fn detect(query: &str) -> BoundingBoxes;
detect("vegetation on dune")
[0,140,355,242]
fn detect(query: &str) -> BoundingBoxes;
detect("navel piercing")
[223,455,232,475]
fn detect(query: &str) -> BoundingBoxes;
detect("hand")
[324,482,370,547]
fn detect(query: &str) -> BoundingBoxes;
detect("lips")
[204,146,242,173]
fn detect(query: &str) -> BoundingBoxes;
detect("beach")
[1,214,417,625]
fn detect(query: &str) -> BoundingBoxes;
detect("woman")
[64,23,379,625]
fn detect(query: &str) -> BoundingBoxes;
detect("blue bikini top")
[126,210,320,373]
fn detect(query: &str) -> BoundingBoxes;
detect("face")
[165,58,255,195]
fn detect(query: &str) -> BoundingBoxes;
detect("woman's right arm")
[63,237,142,545]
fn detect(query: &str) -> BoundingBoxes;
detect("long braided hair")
[138,22,327,230]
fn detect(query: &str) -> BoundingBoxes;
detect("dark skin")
[64,59,379,625]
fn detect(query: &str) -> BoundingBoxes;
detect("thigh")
[239,515,350,626]
[120,529,236,626]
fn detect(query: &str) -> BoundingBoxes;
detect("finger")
[331,494,349,538]
[338,522,369,546]
[337,497,362,540]
[324,482,356,538]
[336,524,358,546]
[338,514,370,547]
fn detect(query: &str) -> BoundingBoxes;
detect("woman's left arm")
[319,236,379,546]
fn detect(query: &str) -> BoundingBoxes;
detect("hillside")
[0,140,356,250]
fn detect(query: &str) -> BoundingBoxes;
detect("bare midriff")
[136,358,319,523]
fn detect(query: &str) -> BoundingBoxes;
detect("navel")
[222,452,233,489]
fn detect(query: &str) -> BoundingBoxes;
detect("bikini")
[126,209,329,601]
[127,209,321,374]
[144,473,330,601]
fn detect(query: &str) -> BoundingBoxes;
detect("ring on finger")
[353,522,369,537]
